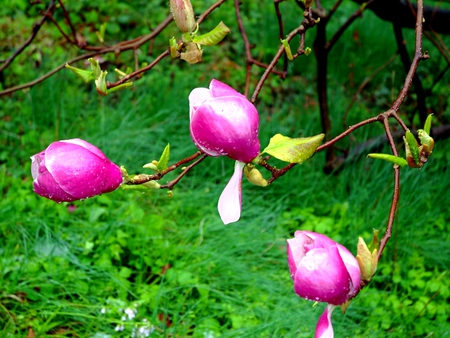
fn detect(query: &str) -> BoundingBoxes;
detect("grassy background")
[1,0,450,337]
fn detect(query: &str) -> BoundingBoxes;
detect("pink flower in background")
[287,231,361,338]
[189,79,260,224]
[31,138,122,203]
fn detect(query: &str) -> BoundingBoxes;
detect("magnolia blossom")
[31,138,122,202]
[287,231,361,338]
[189,79,260,224]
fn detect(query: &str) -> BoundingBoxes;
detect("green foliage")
[1,1,450,337]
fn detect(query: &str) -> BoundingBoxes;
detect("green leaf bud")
[423,114,433,135]
[418,129,434,155]
[356,237,378,283]
[157,144,170,172]
[367,153,408,167]
[95,70,108,96]
[281,39,293,61]
[404,131,421,168]
[244,164,268,187]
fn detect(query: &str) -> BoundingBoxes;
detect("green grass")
[1,66,449,337]
[1,1,450,337]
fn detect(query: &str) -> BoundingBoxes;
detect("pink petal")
[189,88,213,118]
[189,96,260,162]
[315,304,336,338]
[30,152,45,180]
[218,161,245,224]
[287,234,313,279]
[102,162,123,193]
[45,142,108,199]
[297,231,338,249]
[209,79,246,99]
[33,170,76,202]
[61,138,107,160]
[293,245,351,304]
[336,245,361,297]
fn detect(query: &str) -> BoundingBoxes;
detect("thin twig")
[234,0,285,97]
[58,0,78,45]
[325,0,376,51]
[262,115,381,184]
[378,0,427,260]
[343,50,399,129]
[197,0,228,25]
[274,0,288,75]
[0,0,56,72]
[391,0,429,112]
[127,152,203,185]
[377,117,400,260]
[160,154,208,190]
[0,15,173,96]
[107,50,170,89]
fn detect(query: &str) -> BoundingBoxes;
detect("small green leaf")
[106,81,133,94]
[262,133,324,163]
[88,58,102,79]
[65,63,95,83]
[170,37,178,58]
[424,114,433,135]
[192,21,230,46]
[157,144,170,171]
[405,131,420,165]
[95,70,108,96]
[96,22,107,43]
[368,228,380,252]
[367,153,408,167]
[281,39,293,61]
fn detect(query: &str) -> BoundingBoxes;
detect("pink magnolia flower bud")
[287,230,361,304]
[169,0,196,33]
[188,79,261,224]
[287,231,361,338]
[31,138,122,203]
[189,79,260,163]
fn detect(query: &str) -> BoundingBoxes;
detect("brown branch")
[44,10,75,44]
[378,0,427,260]
[196,0,228,25]
[274,0,288,75]
[391,0,429,113]
[262,115,381,184]
[251,8,319,103]
[393,15,427,125]
[127,152,203,185]
[423,30,450,65]
[328,0,344,21]
[1,0,230,97]
[0,0,57,72]
[325,0,376,51]
[0,15,173,97]
[107,50,170,89]
[343,49,399,129]
[234,0,285,97]
[377,117,400,260]
[58,0,78,45]
[160,154,208,190]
